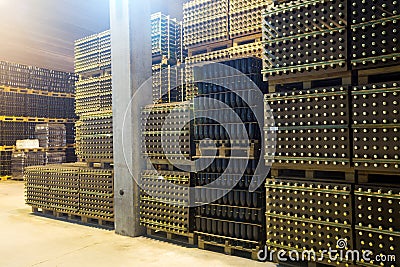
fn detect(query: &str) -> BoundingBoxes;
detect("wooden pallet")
[188,39,233,57]
[197,234,261,260]
[357,170,400,185]
[85,160,114,169]
[14,147,68,153]
[357,65,400,85]
[195,141,260,159]
[78,68,112,80]
[232,33,262,46]
[270,165,356,183]
[267,70,353,93]
[146,227,196,245]
[0,176,12,181]
[0,86,75,98]
[31,206,114,229]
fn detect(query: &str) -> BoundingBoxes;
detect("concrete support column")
[110,0,151,237]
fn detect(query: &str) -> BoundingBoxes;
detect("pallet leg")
[303,81,312,89]
[271,169,279,178]
[358,173,368,184]
[251,250,259,261]
[81,216,88,224]
[308,262,318,267]
[224,241,232,255]
[32,207,39,213]
[146,228,154,236]
[305,170,314,179]
[188,236,195,245]
[198,237,205,249]
[345,172,355,182]
[358,76,369,85]
[166,233,173,240]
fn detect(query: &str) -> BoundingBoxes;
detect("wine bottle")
[241,223,247,239]
[223,221,229,236]
[201,218,207,232]
[216,220,223,235]
[240,191,247,207]
[229,222,235,237]
[196,217,201,231]
[234,223,240,238]
[206,218,212,233]
[247,225,253,241]
[211,219,217,234]
[239,208,245,221]
[253,226,259,241]
[234,190,241,206]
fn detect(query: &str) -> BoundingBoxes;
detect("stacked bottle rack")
[74,31,111,75]
[262,0,348,79]
[140,101,195,243]
[262,1,400,266]
[152,13,187,104]
[151,12,179,62]
[0,61,76,93]
[0,61,76,179]
[152,63,186,104]
[183,0,229,48]
[229,0,269,38]
[75,110,113,164]
[352,79,400,267]
[192,58,266,259]
[75,30,113,167]
[351,1,399,70]
[25,164,114,227]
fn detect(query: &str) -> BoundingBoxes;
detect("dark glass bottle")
[201,217,207,232]
[234,223,240,238]
[212,219,217,234]
[241,223,247,240]
[223,221,229,236]
[234,190,241,206]
[228,222,235,237]
[247,225,253,241]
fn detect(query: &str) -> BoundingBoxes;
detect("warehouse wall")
[0,0,183,73]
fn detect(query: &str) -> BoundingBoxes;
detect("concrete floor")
[0,181,276,267]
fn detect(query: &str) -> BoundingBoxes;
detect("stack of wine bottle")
[0,61,76,93]
[75,110,113,162]
[183,0,229,48]
[79,168,114,221]
[351,1,399,69]
[352,81,400,172]
[25,164,114,221]
[74,31,111,74]
[25,164,81,213]
[192,58,266,253]
[352,80,400,267]
[140,101,195,241]
[151,12,179,61]
[262,0,348,78]
[355,185,399,267]
[229,0,268,38]
[265,86,351,167]
[152,64,186,104]
[266,179,354,265]
[140,170,193,236]
[141,101,192,163]
[0,150,12,178]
